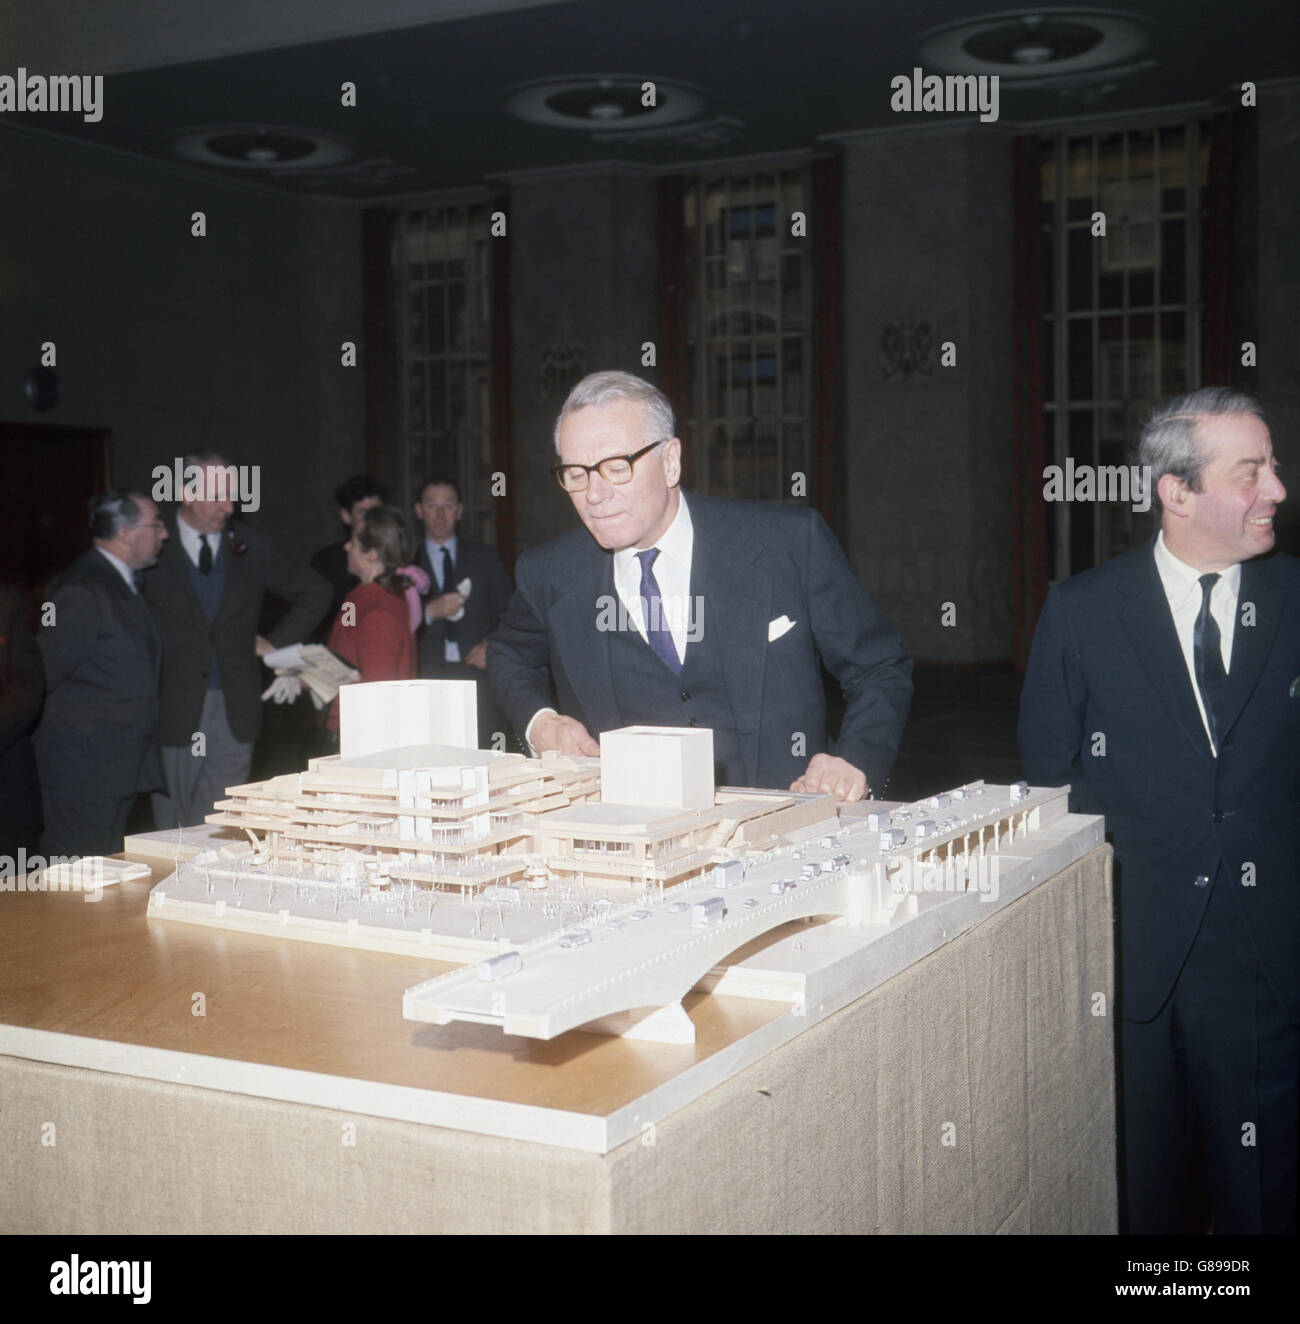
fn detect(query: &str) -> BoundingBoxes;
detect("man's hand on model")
[463,641,488,669]
[790,753,868,803]
[530,712,600,757]
[424,592,466,623]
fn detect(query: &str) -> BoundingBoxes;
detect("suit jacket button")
[688,717,699,727]
[1211,810,1224,823]
[680,689,691,702]
[1193,874,1210,888]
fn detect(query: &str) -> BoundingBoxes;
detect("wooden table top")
[0,859,787,1117]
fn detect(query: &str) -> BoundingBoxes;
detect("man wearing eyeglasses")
[487,371,912,801]
[32,490,168,855]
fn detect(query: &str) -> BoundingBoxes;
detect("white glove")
[261,674,303,704]
[263,643,305,671]
[448,578,472,623]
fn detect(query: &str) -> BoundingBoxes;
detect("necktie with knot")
[1193,572,1227,753]
[441,546,457,643]
[198,535,213,575]
[636,548,681,674]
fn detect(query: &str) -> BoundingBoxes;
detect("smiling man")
[487,370,913,801]
[1018,387,1298,1234]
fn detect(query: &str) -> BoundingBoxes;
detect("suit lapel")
[550,548,619,733]
[1118,543,1214,761]
[88,551,161,672]
[687,496,771,778]
[1221,557,1283,741]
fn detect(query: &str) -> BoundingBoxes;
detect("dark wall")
[0,124,365,567]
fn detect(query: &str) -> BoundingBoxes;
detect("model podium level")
[146,680,1099,1044]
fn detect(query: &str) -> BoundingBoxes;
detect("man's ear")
[663,437,683,488]
[1158,471,1190,518]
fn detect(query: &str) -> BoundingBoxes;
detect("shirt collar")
[1153,529,1242,604]
[613,490,693,576]
[95,545,136,592]
[176,514,211,562]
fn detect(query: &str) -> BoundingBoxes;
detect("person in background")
[413,475,513,746]
[144,451,330,828]
[327,506,417,734]
[0,585,45,857]
[310,473,387,642]
[33,491,168,855]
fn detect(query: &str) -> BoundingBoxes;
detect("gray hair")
[88,489,147,541]
[1138,387,1266,506]
[553,371,676,454]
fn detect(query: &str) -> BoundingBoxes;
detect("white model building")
[146,680,1088,1042]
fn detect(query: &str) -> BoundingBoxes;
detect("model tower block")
[339,679,478,758]
[600,725,714,810]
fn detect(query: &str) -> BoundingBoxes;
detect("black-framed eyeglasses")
[551,440,665,492]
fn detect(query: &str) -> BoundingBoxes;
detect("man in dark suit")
[0,584,45,857]
[413,476,513,746]
[144,452,330,828]
[1018,388,1297,1234]
[309,473,386,642]
[487,371,912,799]
[32,491,168,856]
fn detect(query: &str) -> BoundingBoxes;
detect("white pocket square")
[768,615,796,642]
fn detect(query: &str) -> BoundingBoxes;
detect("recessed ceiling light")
[918,8,1153,86]
[502,75,707,132]
[171,125,353,171]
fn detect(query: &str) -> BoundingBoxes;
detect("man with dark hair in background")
[144,451,329,828]
[32,490,167,855]
[1019,387,1297,1234]
[310,473,387,641]
[413,475,513,746]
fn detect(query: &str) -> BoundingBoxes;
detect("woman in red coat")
[327,506,416,732]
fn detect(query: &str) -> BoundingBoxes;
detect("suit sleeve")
[485,553,557,736]
[804,512,913,791]
[0,592,44,757]
[264,539,332,647]
[1017,587,1093,807]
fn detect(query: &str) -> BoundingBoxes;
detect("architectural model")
[146,679,1095,1043]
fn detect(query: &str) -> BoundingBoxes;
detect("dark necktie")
[1193,572,1227,753]
[198,536,213,575]
[441,546,457,644]
[636,548,681,674]
[132,571,146,594]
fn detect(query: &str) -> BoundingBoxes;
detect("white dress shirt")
[95,545,137,593]
[611,494,694,662]
[176,516,219,570]
[424,533,461,663]
[1152,530,1240,756]
[524,494,695,751]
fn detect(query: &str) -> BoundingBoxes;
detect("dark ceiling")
[4,0,1297,198]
